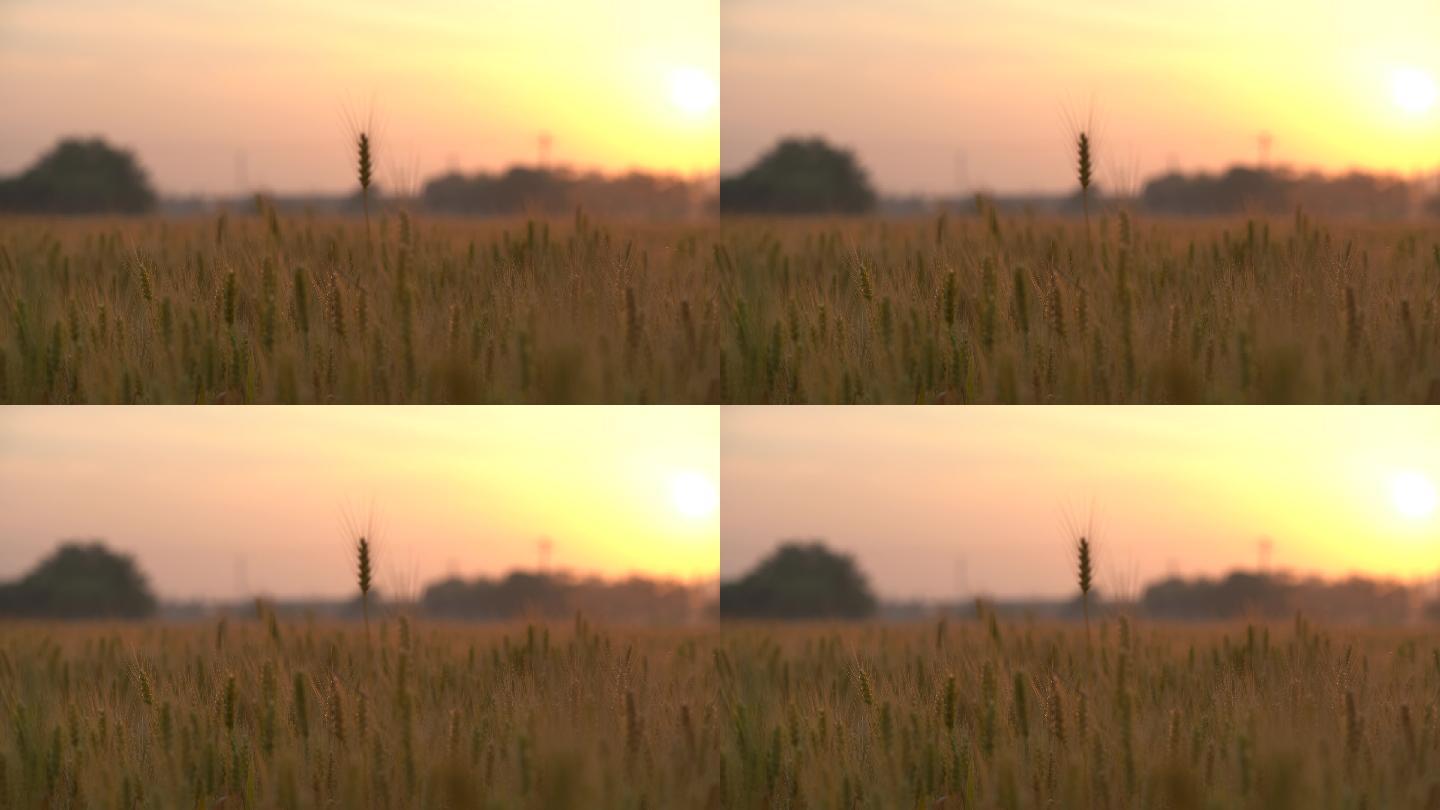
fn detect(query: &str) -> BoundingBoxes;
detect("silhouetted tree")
[720,541,877,619]
[0,138,157,214]
[0,541,157,618]
[720,138,877,215]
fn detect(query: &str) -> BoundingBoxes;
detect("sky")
[0,407,719,601]
[722,407,1440,601]
[0,0,719,195]
[723,0,1440,194]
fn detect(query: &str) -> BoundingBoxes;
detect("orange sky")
[0,407,718,600]
[722,407,1440,600]
[0,0,718,195]
[723,0,1440,194]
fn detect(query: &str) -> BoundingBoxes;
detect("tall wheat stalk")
[357,132,373,232]
[343,503,378,641]
[344,102,377,240]
[357,534,373,635]
[1063,506,1097,643]
[1064,103,1097,242]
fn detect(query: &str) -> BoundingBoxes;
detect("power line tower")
[537,132,553,169]
[1256,536,1274,573]
[953,150,968,205]
[235,151,249,196]
[1257,132,1273,168]
[537,537,554,574]
[954,556,968,613]
[234,555,249,602]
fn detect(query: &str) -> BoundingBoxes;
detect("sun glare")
[1391,68,1437,115]
[668,67,718,117]
[1391,471,1438,520]
[669,470,718,520]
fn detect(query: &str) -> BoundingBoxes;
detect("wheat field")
[7,209,1440,404]
[0,211,718,404]
[0,616,724,809]
[719,210,1440,404]
[718,614,1440,810]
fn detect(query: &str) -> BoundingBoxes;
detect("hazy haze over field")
[722,0,1440,194]
[0,407,719,600]
[721,407,1440,599]
[0,0,718,194]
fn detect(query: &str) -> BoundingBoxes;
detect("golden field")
[0,617,723,809]
[0,213,718,404]
[719,211,1440,403]
[720,615,1440,809]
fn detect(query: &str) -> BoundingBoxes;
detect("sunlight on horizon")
[722,407,1440,600]
[0,0,719,194]
[1391,471,1439,520]
[0,407,719,600]
[1391,67,1438,114]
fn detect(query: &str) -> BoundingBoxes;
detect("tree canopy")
[0,138,158,215]
[0,541,157,618]
[720,541,877,619]
[720,137,877,215]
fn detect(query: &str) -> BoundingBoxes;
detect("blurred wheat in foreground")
[719,616,1440,809]
[0,212,717,403]
[0,618,722,809]
[719,212,1440,403]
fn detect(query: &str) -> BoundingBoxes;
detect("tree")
[0,541,157,618]
[720,137,877,214]
[0,138,157,215]
[720,540,877,619]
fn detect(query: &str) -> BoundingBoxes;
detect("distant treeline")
[727,540,1440,624]
[1141,167,1415,219]
[11,134,1437,220]
[1140,570,1419,624]
[0,136,712,218]
[1,540,715,623]
[422,571,707,623]
[422,167,706,219]
[726,136,1440,219]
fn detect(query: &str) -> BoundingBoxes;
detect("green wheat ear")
[1077,131,1093,230]
[357,133,372,192]
[357,131,373,233]
[1077,535,1093,639]
[356,535,373,635]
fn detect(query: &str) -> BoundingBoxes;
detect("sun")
[1391,68,1437,114]
[667,67,717,117]
[1391,471,1438,519]
[669,470,717,520]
